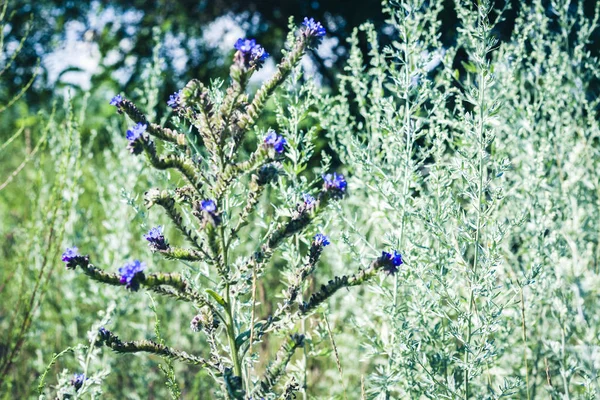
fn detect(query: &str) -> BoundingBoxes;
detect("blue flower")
[144,226,168,250]
[313,233,330,247]
[303,193,316,207]
[62,247,79,263]
[199,199,221,225]
[234,38,269,69]
[126,122,147,155]
[381,250,403,275]
[251,45,269,62]
[302,18,326,48]
[118,260,145,291]
[70,373,85,391]
[302,18,327,37]
[98,327,110,341]
[234,38,257,53]
[264,131,286,154]
[323,173,347,193]
[167,91,181,109]
[126,122,147,142]
[110,94,123,106]
[201,199,217,213]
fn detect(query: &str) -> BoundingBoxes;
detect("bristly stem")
[219,180,243,385]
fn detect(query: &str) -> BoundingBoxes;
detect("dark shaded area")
[5,0,600,114]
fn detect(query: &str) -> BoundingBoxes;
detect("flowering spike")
[118,260,146,291]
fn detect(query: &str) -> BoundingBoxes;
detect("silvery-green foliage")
[320,0,600,398]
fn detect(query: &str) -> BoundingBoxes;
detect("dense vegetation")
[1,0,600,398]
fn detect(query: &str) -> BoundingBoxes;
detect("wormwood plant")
[320,0,600,399]
[61,18,402,398]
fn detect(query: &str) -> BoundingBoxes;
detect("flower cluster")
[234,38,269,70]
[144,226,168,250]
[323,172,347,198]
[109,94,123,107]
[70,373,85,391]
[118,260,145,291]
[302,193,316,211]
[190,315,203,332]
[98,327,110,341]
[167,90,181,109]
[264,131,286,154]
[199,199,221,226]
[62,247,79,264]
[313,233,330,247]
[62,247,87,269]
[126,122,147,155]
[380,250,403,275]
[302,17,326,47]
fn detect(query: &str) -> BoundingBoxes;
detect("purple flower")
[190,315,202,332]
[62,247,79,263]
[126,122,147,142]
[251,45,269,62]
[234,38,269,69]
[126,122,147,155]
[201,199,217,213]
[303,193,316,207]
[98,327,110,340]
[323,173,347,193]
[118,260,145,291]
[70,373,85,391]
[199,199,221,226]
[144,226,168,250]
[381,250,403,275]
[167,91,181,109]
[110,94,123,106]
[234,38,257,53]
[264,131,286,154]
[302,18,327,37]
[302,18,326,48]
[313,233,330,247]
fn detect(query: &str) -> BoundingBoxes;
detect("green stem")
[521,288,530,400]
[465,52,486,400]
[387,14,412,397]
[220,222,243,383]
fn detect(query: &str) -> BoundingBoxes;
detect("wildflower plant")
[63,18,400,398]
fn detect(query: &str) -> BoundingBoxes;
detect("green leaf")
[206,289,226,307]
[461,61,478,74]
